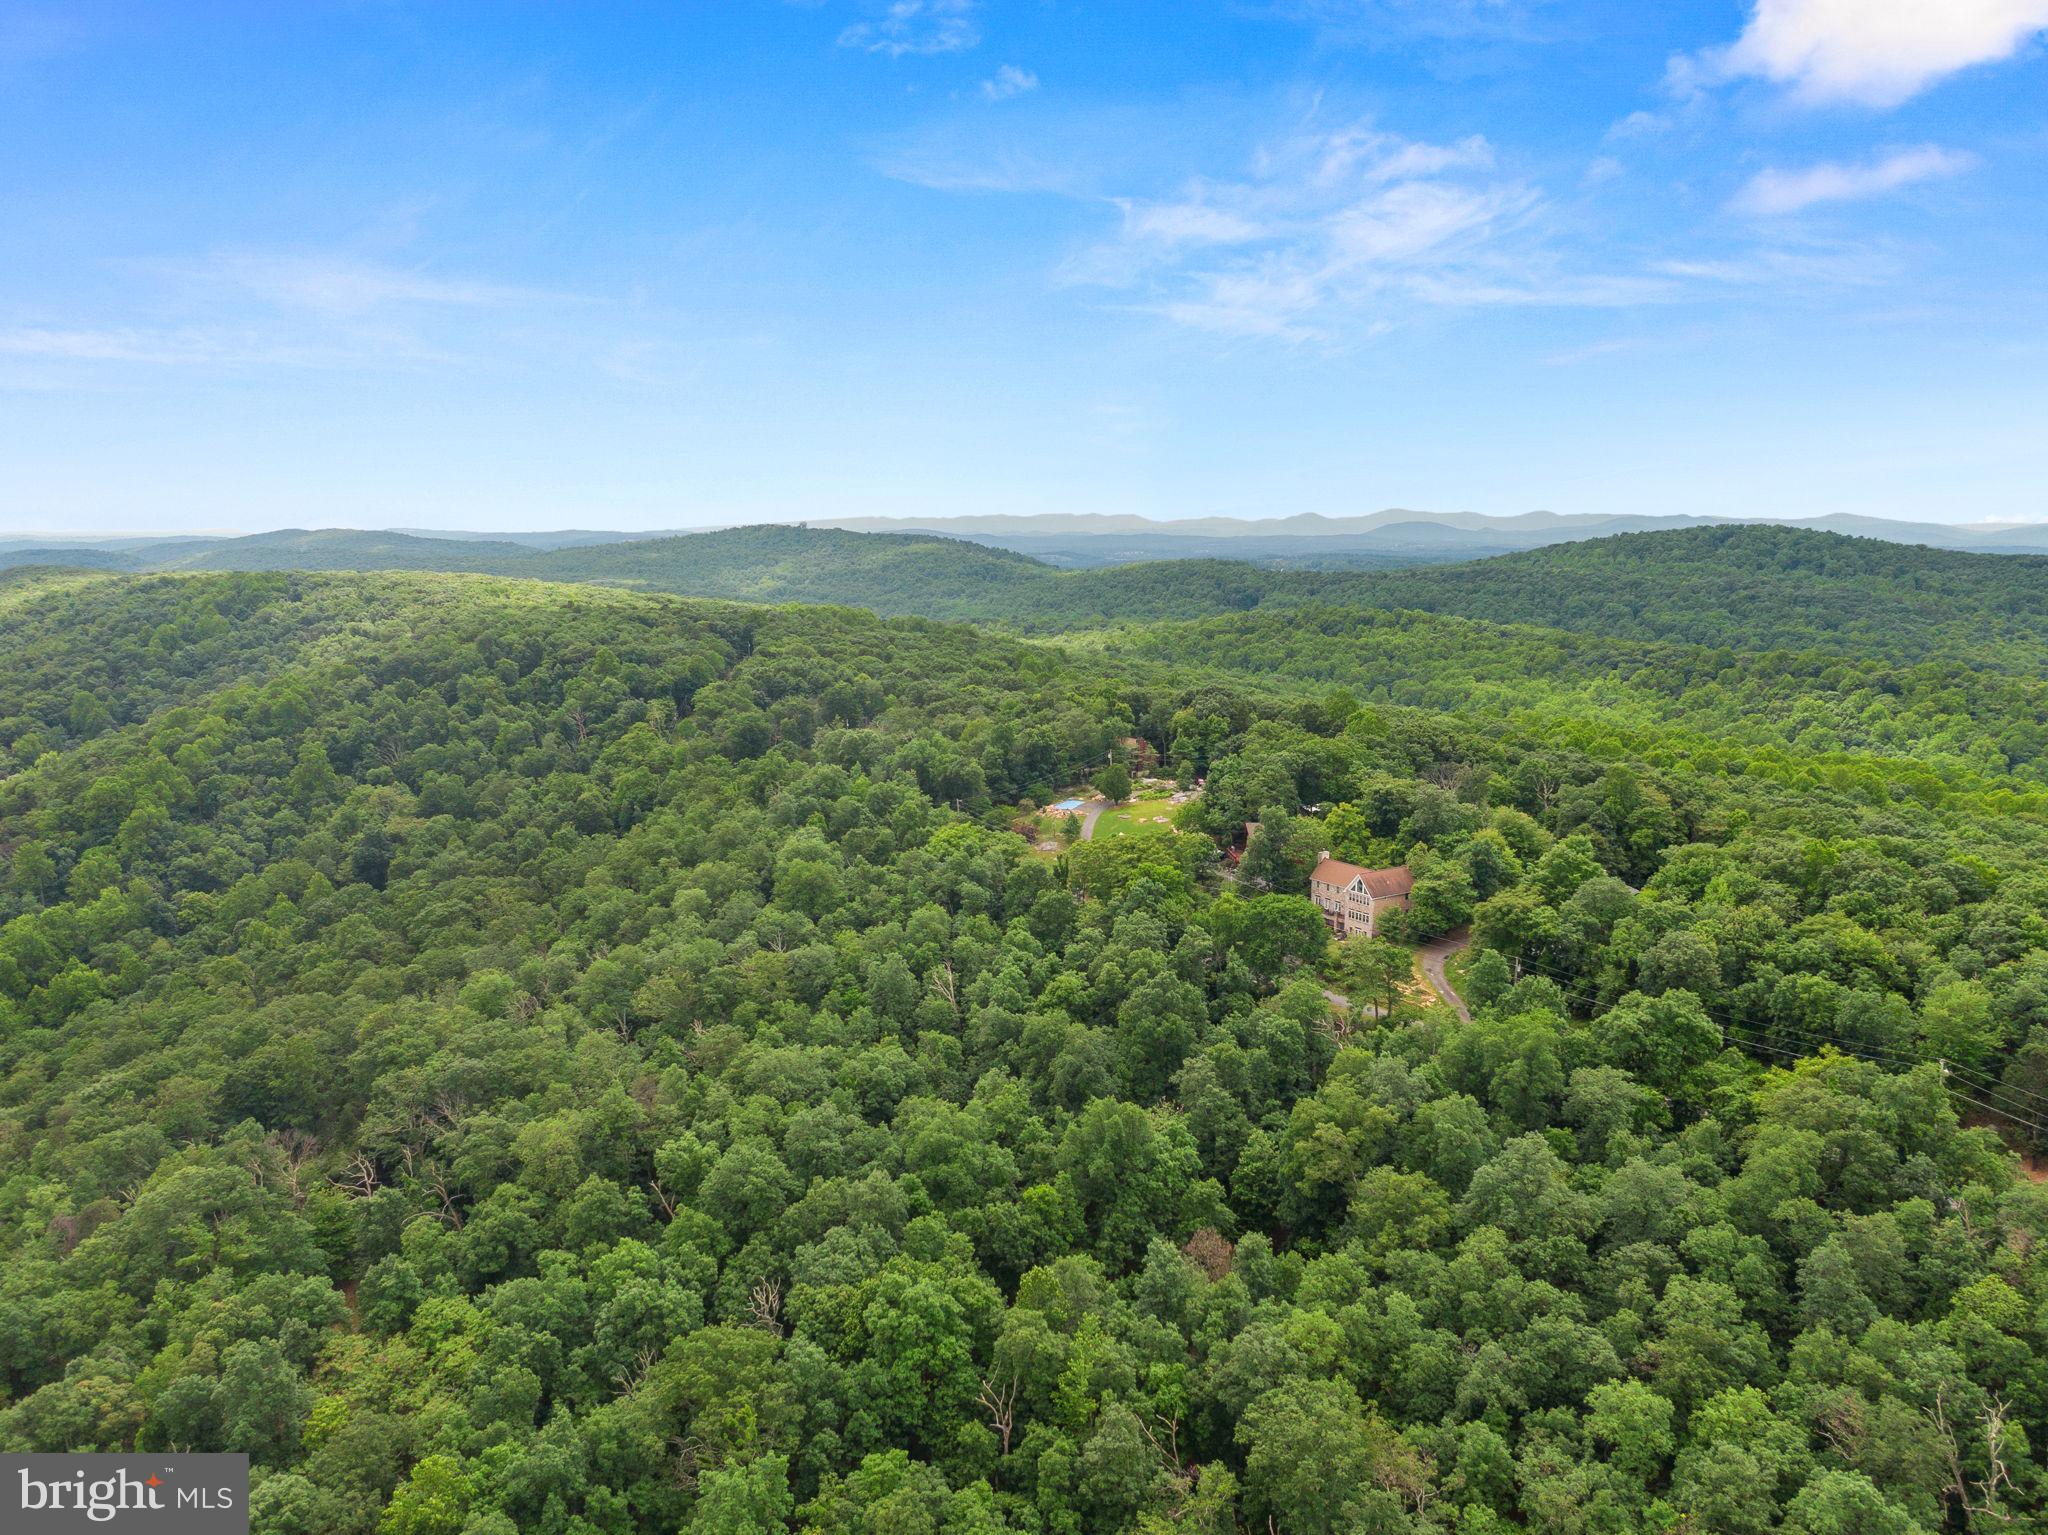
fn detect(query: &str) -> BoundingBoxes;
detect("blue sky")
[2,0,2044,534]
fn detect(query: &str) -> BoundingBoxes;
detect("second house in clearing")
[1309,854,1414,938]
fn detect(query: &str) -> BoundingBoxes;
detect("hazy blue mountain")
[815,508,2048,561]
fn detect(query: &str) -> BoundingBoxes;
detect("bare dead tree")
[418,1161,464,1229]
[1135,1406,1189,1481]
[1182,1227,1234,1281]
[668,1431,726,1493]
[612,1346,660,1398]
[1376,1446,1438,1518]
[1815,1390,1868,1464]
[335,1150,381,1199]
[747,1277,785,1335]
[976,1371,1019,1457]
[266,1128,321,1208]
[1978,1397,2016,1517]
[1930,1383,2016,1524]
[1319,1005,1355,1050]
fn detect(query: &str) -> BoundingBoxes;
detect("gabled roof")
[1311,858,1414,899]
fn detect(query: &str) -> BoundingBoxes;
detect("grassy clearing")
[1092,792,1183,838]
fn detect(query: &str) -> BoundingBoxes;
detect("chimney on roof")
[1320,850,1330,861]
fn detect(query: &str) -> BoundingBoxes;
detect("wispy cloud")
[0,327,242,365]
[980,64,1038,101]
[879,146,1082,194]
[887,87,1954,345]
[1054,121,1656,340]
[141,251,571,315]
[0,324,442,370]
[1654,242,1898,286]
[1604,110,1669,142]
[1731,145,1976,215]
[839,0,978,57]
[1682,0,2048,107]
[1540,334,1656,367]
[0,248,577,382]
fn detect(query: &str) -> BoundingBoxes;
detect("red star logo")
[146,1476,162,1487]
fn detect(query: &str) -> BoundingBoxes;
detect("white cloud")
[1052,122,1642,340]
[1654,242,1898,286]
[1604,110,1669,142]
[1300,130,1494,186]
[1117,198,1270,248]
[879,147,1080,195]
[839,0,977,57]
[1731,145,1976,214]
[980,64,1038,101]
[143,251,566,315]
[0,327,235,365]
[0,250,576,380]
[1692,0,2048,106]
[896,100,1914,343]
[0,324,439,370]
[1327,180,1519,263]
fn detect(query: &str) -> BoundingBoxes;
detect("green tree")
[689,1455,793,1535]
[380,1454,473,1535]
[1237,1379,1403,1535]
[1918,979,2001,1074]
[1406,863,1476,941]
[1333,935,1408,1017]
[1094,762,1132,805]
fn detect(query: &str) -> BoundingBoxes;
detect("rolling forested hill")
[11,522,2048,669]
[1319,525,2048,664]
[649,523,2048,666]
[6,547,2048,1532]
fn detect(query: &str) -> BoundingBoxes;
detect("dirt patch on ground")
[1961,1111,2048,1180]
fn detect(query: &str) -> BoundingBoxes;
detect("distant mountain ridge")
[6,520,2047,671]
[11,508,2048,571]
[814,508,2048,560]
[820,509,1718,537]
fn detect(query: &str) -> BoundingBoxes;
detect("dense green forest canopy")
[4,554,2048,1535]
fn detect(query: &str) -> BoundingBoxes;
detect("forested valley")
[4,533,2048,1535]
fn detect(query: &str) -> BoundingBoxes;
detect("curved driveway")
[1077,797,1111,839]
[1417,928,1473,1021]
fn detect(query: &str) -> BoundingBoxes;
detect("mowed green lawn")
[1092,791,1184,838]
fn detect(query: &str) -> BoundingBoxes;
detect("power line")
[1466,946,2048,1138]
[1495,948,2046,1107]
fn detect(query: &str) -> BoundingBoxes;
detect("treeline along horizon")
[16,520,2048,672]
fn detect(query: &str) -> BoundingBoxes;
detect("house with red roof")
[1308,853,1413,938]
